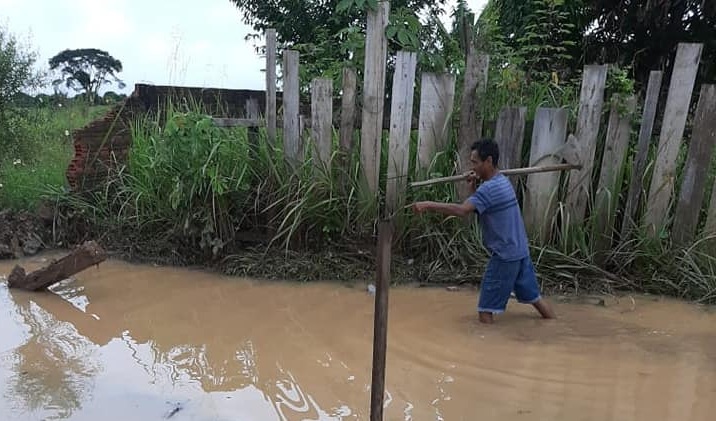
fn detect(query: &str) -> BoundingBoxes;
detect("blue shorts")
[478,256,541,314]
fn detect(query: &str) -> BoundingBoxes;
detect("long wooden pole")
[370,220,393,421]
[409,163,582,188]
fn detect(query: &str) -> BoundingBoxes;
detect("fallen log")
[7,241,107,291]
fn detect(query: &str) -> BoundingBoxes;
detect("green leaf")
[336,0,353,13]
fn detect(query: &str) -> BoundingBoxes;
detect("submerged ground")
[1,253,714,421]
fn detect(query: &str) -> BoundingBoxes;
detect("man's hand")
[464,170,478,191]
[412,201,433,213]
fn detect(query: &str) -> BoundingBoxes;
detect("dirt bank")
[0,209,54,259]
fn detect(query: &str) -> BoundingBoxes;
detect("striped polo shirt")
[468,172,530,261]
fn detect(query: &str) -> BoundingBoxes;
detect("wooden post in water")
[265,28,277,145]
[672,85,716,245]
[416,72,456,171]
[494,106,527,189]
[386,51,417,216]
[594,95,637,257]
[370,220,393,421]
[340,67,357,154]
[523,107,569,244]
[282,49,301,162]
[360,1,389,194]
[621,70,663,241]
[311,77,333,168]
[643,43,703,237]
[457,54,489,201]
[565,64,608,227]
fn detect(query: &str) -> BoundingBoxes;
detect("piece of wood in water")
[7,241,107,291]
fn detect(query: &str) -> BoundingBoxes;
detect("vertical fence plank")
[282,49,300,162]
[495,106,527,190]
[457,53,489,200]
[672,85,716,245]
[311,78,333,168]
[265,28,277,145]
[246,98,260,161]
[620,70,664,240]
[644,43,703,236]
[523,108,569,244]
[416,73,456,171]
[565,64,608,226]
[340,67,357,154]
[594,96,637,255]
[385,52,417,216]
[360,1,390,194]
[705,181,716,236]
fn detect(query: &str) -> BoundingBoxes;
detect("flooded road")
[1,254,715,421]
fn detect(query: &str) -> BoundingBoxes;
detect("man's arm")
[412,199,476,218]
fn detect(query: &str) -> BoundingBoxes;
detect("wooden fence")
[224,4,715,250]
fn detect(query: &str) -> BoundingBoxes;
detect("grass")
[0,104,110,211]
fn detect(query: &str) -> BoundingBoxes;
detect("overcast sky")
[0,0,488,95]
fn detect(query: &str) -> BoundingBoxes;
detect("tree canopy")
[48,48,125,103]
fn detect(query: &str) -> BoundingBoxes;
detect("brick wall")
[66,83,277,193]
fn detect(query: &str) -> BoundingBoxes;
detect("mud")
[0,209,53,259]
[1,253,715,421]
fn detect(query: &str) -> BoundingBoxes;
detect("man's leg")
[514,257,556,319]
[477,258,518,324]
[532,299,556,319]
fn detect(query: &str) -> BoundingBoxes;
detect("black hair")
[470,138,500,167]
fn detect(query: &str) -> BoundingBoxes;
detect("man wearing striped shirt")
[412,138,556,324]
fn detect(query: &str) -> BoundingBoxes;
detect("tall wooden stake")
[370,220,393,421]
[265,29,277,145]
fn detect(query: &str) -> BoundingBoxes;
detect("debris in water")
[446,286,459,292]
[164,401,184,419]
[367,284,376,295]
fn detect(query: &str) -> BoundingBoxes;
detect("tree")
[0,25,42,111]
[48,48,125,104]
[0,24,44,156]
[584,0,715,88]
[228,0,451,90]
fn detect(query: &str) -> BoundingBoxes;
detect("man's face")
[470,150,491,179]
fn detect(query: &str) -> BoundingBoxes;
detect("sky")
[0,0,488,95]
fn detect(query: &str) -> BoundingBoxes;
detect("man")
[412,138,556,324]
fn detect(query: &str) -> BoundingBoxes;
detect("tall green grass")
[0,104,109,211]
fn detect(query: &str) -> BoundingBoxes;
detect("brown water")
[1,254,715,421]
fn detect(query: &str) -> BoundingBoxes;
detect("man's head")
[470,138,500,179]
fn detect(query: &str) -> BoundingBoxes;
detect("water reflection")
[4,292,100,420]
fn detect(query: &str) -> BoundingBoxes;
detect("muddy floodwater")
[1,254,715,421]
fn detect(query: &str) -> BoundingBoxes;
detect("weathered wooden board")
[340,67,357,154]
[311,78,333,168]
[620,70,664,240]
[360,1,390,194]
[282,49,301,162]
[8,241,107,291]
[385,51,417,216]
[457,53,489,201]
[523,107,569,244]
[594,96,637,255]
[565,64,608,226]
[265,28,277,145]
[416,72,456,170]
[644,43,703,236]
[494,106,527,189]
[672,84,716,245]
